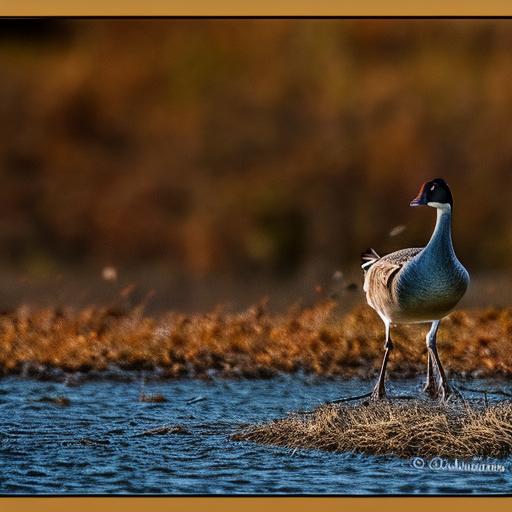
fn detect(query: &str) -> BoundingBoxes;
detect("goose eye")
[430,185,436,191]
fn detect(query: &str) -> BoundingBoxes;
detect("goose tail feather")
[361,248,380,270]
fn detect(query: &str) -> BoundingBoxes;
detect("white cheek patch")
[427,202,451,211]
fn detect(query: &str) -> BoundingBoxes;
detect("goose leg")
[423,321,439,398]
[425,320,452,400]
[371,320,393,400]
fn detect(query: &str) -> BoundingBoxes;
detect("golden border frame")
[1,6,512,511]
[1,498,512,511]
[0,1,512,16]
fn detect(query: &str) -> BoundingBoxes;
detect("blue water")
[0,375,510,495]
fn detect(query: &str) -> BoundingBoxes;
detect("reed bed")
[0,300,510,379]
[232,399,512,458]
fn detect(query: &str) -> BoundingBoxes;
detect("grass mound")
[232,399,512,458]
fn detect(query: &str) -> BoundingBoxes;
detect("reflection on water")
[0,375,510,494]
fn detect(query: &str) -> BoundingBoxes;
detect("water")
[0,375,511,495]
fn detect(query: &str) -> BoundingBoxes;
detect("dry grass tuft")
[139,393,167,403]
[139,425,191,436]
[232,399,512,458]
[34,396,71,406]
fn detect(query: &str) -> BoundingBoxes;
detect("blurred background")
[0,19,511,311]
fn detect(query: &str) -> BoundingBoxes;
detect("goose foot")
[423,368,441,400]
[426,342,459,402]
[423,353,437,398]
[439,381,463,401]
[369,335,393,401]
[426,380,460,402]
[370,382,388,401]
[422,379,438,399]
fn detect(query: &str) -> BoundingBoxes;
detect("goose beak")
[410,184,427,207]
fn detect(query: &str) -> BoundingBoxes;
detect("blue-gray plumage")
[361,178,469,401]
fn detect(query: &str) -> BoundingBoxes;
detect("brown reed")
[0,300,510,380]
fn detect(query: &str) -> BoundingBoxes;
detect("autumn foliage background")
[0,19,511,312]
[0,19,510,380]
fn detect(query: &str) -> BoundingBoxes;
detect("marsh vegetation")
[233,398,512,459]
[0,300,510,380]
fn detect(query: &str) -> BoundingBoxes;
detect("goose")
[361,178,469,400]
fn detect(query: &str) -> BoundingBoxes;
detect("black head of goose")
[410,177,453,208]
[359,178,469,402]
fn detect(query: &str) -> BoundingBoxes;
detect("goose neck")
[425,206,454,255]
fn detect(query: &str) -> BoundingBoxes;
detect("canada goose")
[362,178,469,400]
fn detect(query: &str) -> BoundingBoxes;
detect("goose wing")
[363,247,423,295]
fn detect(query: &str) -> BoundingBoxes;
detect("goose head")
[410,178,453,210]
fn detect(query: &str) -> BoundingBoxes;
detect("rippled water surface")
[1,375,511,495]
